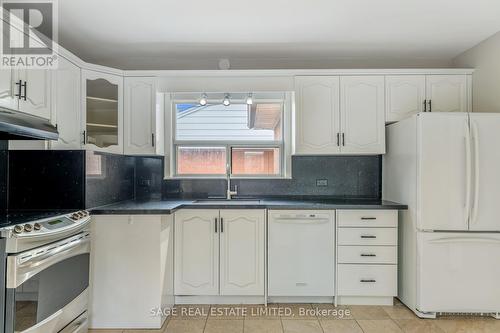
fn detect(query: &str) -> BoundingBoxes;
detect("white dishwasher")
[268,210,335,296]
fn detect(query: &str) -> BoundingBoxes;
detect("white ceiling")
[58,0,500,70]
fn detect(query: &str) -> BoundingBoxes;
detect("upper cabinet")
[385,75,426,123]
[295,76,341,154]
[82,70,123,154]
[124,77,164,155]
[0,68,51,120]
[50,57,82,149]
[386,75,470,122]
[340,76,385,154]
[294,75,385,155]
[425,75,468,113]
[0,69,18,110]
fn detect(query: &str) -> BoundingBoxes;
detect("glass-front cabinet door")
[82,70,123,154]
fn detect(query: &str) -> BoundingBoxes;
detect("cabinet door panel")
[82,70,123,154]
[385,75,425,122]
[0,69,17,110]
[219,210,265,295]
[340,76,385,154]
[51,57,81,149]
[174,210,219,295]
[295,76,340,154]
[17,69,52,119]
[426,75,467,113]
[124,77,156,155]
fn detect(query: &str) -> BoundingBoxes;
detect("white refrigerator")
[384,112,500,319]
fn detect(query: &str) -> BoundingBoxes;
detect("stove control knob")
[24,224,33,232]
[71,213,79,220]
[33,223,41,231]
[13,225,23,234]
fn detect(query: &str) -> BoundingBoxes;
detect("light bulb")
[223,94,230,106]
[199,93,208,106]
[246,93,253,105]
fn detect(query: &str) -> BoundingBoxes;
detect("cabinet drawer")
[338,246,397,264]
[337,264,397,296]
[338,228,397,246]
[337,210,397,227]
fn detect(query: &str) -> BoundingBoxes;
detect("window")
[172,93,287,178]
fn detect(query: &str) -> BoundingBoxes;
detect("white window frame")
[166,92,293,179]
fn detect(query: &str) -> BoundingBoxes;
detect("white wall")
[454,31,500,113]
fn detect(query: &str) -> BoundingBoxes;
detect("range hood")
[0,107,58,140]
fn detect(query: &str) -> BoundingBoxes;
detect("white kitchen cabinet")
[219,210,265,296]
[82,70,123,154]
[15,69,52,119]
[425,75,468,113]
[340,76,385,154]
[174,209,219,295]
[50,56,82,149]
[336,210,398,305]
[385,75,426,122]
[294,75,384,155]
[124,77,164,155]
[294,76,341,154]
[90,215,173,329]
[174,209,265,297]
[386,75,470,122]
[0,69,17,110]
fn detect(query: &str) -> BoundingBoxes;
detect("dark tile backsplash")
[8,150,85,210]
[162,156,382,199]
[85,151,136,208]
[0,148,381,212]
[135,156,163,200]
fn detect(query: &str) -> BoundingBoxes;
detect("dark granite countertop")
[90,198,407,215]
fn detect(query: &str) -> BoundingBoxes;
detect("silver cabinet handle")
[423,99,427,112]
[428,100,432,112]
[360,279,376,283]
[361,235,377,239]
[360,253,376,257]
[361,217,376,220]
[221,217,224,233]
[215,218,218,233]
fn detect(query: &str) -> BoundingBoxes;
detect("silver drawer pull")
[360,235,377,239]
[361,217,377,220]
[360,279,377,283]
[360,253,377,257]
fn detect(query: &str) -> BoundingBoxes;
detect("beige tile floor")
[89,301,500,333]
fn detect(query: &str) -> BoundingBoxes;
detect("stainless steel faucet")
[226,172,237,200]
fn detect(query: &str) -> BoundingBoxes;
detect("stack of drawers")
[336,210,398,305]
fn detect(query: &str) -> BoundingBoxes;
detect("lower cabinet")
[174,209,265,296]
[90,215,174,329]
[336,210,398,305]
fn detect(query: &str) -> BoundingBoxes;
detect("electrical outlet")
[316,179,328,187]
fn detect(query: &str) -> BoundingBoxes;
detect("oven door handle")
[7,236,90,289]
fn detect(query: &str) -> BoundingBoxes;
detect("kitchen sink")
[193,199,261,205]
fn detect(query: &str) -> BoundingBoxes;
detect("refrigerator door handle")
[464,121,472,226]
[471,121,480,225]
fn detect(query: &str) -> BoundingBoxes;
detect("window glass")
[175,103,282,141]
[231,148,280,176]
[176,147,226,175]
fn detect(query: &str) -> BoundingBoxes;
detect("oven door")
[5,232,90,333]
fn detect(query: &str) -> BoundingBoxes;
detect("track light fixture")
[199,93,208,106]
[223,94,231,106]
[246,93,253,105]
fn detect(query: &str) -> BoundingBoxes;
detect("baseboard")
[337,296,394,306]
[267,296,334,304]
[175,295,265,304]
